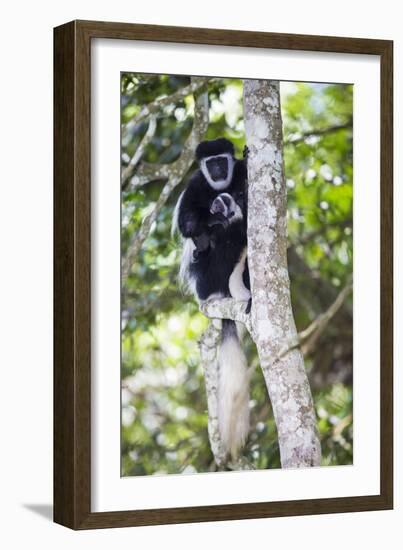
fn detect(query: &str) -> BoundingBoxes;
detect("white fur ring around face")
[200,153,234,191]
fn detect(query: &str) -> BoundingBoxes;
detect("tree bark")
[243,79,321,468]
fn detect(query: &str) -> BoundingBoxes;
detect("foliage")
[121,74,353,476]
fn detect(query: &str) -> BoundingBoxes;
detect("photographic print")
[121,74,353,476]
[54,21,392,528]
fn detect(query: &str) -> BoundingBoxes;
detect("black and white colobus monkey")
[172,138,251,460]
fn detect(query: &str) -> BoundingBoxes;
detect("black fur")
[195,137,234,161]
[189,220,247,300]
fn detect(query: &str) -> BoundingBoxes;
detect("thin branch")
[123,161,168,190]
[122,74,160,94]
[291,218,352,247]
[121,115,157,183]
[122,176,181,279]
[285,121,352,146]
[127,74,159,87]
[287,246,353,320]
[299,278,353,356]
[123,77,211,136]
[276,277,353,360]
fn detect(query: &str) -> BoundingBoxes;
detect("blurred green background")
[121,75,353,476]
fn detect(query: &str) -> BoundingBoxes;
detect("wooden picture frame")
[54,20,393,529]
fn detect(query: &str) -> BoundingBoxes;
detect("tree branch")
[299,277,353,356]
[198,320,227,468]
[121,115,157,184]
[200,298,252,334]
[285,120,352,145]
[122,175,181,279]
[291,218,352,247]
[123,161,168,190]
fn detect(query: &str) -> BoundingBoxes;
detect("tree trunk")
[199,320,227,467]
[243,79,321,468]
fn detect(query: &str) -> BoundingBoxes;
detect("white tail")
[218,321,250,460]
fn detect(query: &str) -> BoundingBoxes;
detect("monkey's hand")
[243,145,249,160]
[192,233,211,260]
[245,297,252,314]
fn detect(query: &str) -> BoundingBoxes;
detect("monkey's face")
[200,153,234,191]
